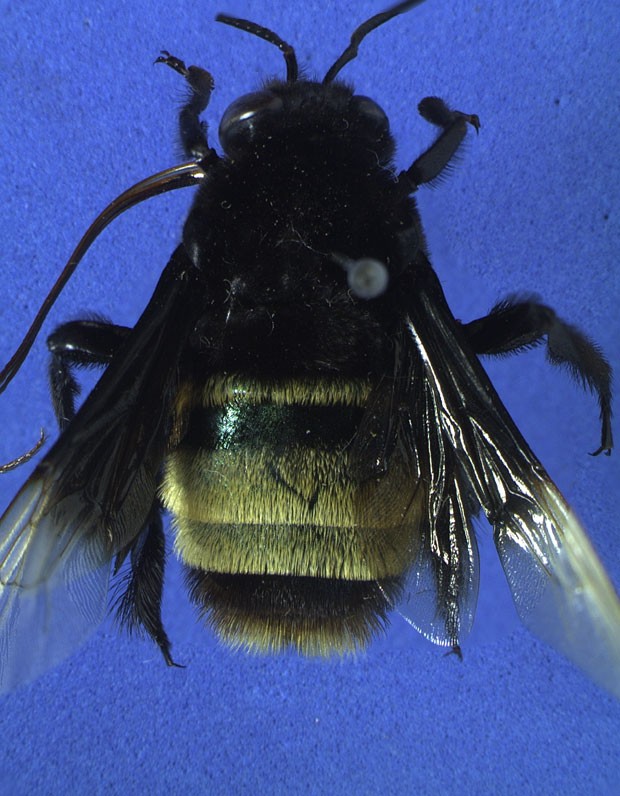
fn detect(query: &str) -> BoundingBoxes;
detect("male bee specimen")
[1,1,619,697]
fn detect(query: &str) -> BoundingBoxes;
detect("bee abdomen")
[160,374,423,655]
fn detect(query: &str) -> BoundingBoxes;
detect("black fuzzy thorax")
[181,79,418,378]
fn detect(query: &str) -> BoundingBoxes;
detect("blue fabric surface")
[0,1,618,794]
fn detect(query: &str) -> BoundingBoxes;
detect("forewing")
[403,257,620,697]
[488,444,620,697]
[0,474,110,693]
[0,246,201,692]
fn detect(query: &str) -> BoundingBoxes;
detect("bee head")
[218,81,391,164]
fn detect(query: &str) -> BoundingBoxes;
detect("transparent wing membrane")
[0,248,200,692]
[495,478,620,698]
[401,263,620,697]
[0,475,110,692]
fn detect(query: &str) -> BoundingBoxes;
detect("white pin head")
[332,254,389,299]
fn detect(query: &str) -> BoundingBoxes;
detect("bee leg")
[400,97,480,189]
[461,297,613,455]
[0,428,46,473]
[155,51,214,160]
[47,319,131,430]
[114,501,182,668]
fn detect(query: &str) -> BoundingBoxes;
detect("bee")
[1,0,619,697]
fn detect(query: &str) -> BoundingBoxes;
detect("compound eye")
[219,91,284,157]
[350,95,389,136]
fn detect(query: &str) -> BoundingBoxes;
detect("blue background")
[1,1,619,794]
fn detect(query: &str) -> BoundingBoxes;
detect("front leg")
[401,97,480,189]
[155,51,214,160]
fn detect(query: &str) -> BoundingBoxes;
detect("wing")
[400,253,620,698]
[353,333,480,649]
[397,368,481,649]
[0,245,201,693]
